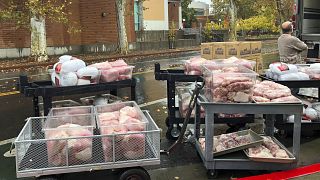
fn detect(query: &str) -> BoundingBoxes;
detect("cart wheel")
[207,169,218,179]
[166,125,182,140]
[36,175,59,180]
[119,167,151,180]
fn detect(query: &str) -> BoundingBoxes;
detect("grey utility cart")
[193,96,303,178]
[15,111,160,180]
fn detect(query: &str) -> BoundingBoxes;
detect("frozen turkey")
[97,104,147,162]
[247,137,289,159]
[45,123,93,166]
[203,64,257,103]
[253,81,300,103]
[184,56,207,75]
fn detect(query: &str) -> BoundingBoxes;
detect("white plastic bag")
[61,72,78,86]
[310,63,320,70]
[76,67,99,79]
[60,59,86,74]
[58,55,73,63]
[269,62,298,75]
[77,79,91,86]
[297,72,310,80]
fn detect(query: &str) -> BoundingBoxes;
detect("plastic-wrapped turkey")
[46,123,93,166]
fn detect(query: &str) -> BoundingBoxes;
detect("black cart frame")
[18,74,136,116]
[260,75,320,134]
[154,63,254,139]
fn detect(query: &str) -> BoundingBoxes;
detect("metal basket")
[47,106,94,117]
[39,100,81,116]
[15,111,160,178]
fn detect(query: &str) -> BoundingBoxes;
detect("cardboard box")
[245,54,263,72]
[201,43,214,60]
[212,42,226,59]
[225,42,240,58]
[239,41,251,57]
[251,41,262,55]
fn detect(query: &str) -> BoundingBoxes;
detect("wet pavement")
[1,43,320,179]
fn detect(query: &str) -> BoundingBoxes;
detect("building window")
[134,0,142,31]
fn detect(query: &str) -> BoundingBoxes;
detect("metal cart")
[15,111,160,180]
[17,74,136,116]
[260,75,320,135]
[154,63,254,140]
[193,96,302,178]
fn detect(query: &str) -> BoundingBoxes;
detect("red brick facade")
[0,0,135,49]
[168,1,180,29]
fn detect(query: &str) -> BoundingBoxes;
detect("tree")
[116,0,129,54]
[211,0,238,41]
[181,0,196,28]
[0,0,79,62]
[211,0,258,22]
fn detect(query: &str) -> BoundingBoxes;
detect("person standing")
[278,21,308,64]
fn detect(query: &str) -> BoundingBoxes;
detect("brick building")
[0,0,136,58]
[0,0,196,58]
[141,0,182,30]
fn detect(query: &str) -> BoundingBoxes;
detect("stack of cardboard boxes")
[201,41,263,72]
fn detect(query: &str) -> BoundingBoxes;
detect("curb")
[0,48,200,71]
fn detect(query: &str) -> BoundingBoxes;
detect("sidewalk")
[0,47,200,71]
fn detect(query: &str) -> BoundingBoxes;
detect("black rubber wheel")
[119,168,151,180]
[36,175,59,180]
[166,125,182,141]
[207,169,218,179]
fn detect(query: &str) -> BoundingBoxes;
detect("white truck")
[294,0,320,59]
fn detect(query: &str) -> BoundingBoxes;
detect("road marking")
[0,91,19,97]
[139,98,167,108]
[0,137,15,146]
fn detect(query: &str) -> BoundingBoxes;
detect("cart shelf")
[194,141,297,170]
[154,63,255,140]
[172,107,254,125]
[259,74,320,134]
[259,75,320,101]
[194,96,302,174]
[17,74,136,116]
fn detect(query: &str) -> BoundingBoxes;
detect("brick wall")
[168,1,180,29]
[79,0,118,44]
[46,0,82,46]
[126,0,136,43]
[0,0,136,49]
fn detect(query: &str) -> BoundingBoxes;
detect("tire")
[36,175,59,180]
[207,169,218,179]
[119,168,151,180]
[166,125,182,141]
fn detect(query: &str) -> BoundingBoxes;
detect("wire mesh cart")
[17,74,136,116]
[15,111,160,180]
[193,96,303,178]
[154,63,254,140]
[260,75,320,135]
